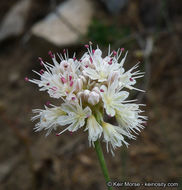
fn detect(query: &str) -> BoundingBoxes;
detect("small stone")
[0,0,31,41]
[31,0,94,47]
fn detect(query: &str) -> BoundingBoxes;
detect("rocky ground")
[0,0,182,190]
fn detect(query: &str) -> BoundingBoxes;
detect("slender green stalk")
[94,140,112,190]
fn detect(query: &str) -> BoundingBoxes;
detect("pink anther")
[69,75,72,81]
[61,77,66,84]
[70,80,74,87]
[40,69,44,75]
[129,78,133,81]
[24,77,29,81]
[71,97,76,101]
[46,101,50,106]
[38,57,43,66]
[48,51,54,58]
[113,51,117,56]
[100,89,104,92]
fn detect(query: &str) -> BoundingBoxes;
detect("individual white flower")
[119,63,145,92]
[29,71,64,99]
[29,52,80,99]
[102,122,131,155]
[82,46,129,83]
[115,104,147,136]
[100,80,129,117]
[84,115,103,146]
[56,101,92,135]
[32,105,66,136]
[82,49,120,82]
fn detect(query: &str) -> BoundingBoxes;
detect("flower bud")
[79,75,87,85]
[92,86,100,94]
[76,79,83,91]
[88,91,100,105]
[77,91,84,99]
[83,90,90,100]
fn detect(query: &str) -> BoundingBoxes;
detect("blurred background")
[0,0,182,189]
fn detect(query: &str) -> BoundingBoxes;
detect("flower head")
[29,43,147,155]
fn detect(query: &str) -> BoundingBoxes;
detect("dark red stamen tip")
[69,75,72,81]
[108,61,112,65]
[100,89,104,92]
[24,77,29,81]
[69,131,73,135]
[89,57,93,63]
[56,134,60,136]
[70,80,73,87]
[121,48,125,51]
[113,51,117,56]
[143,122,147,126]
[46,83,50,86]
[71,97,75,100]
[46,101,50,106]
[61,77,66,84]
[73,57,76,61]
[85,65,88,68]
[92,49,95,54]
[48,51,54,58]
[130,78,133,81]
[63,49,66,54]
[38,57,43,66]
[40,69,44,75]
[85,44,89,48]
[38,57,42,61]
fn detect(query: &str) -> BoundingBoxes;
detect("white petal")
[58,115,75,125]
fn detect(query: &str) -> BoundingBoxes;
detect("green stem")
[94,140,112,190]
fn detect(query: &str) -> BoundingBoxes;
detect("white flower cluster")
[28,43,147,155]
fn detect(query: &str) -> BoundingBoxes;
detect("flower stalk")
[94,110,112,190]
[94,140,112,190]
